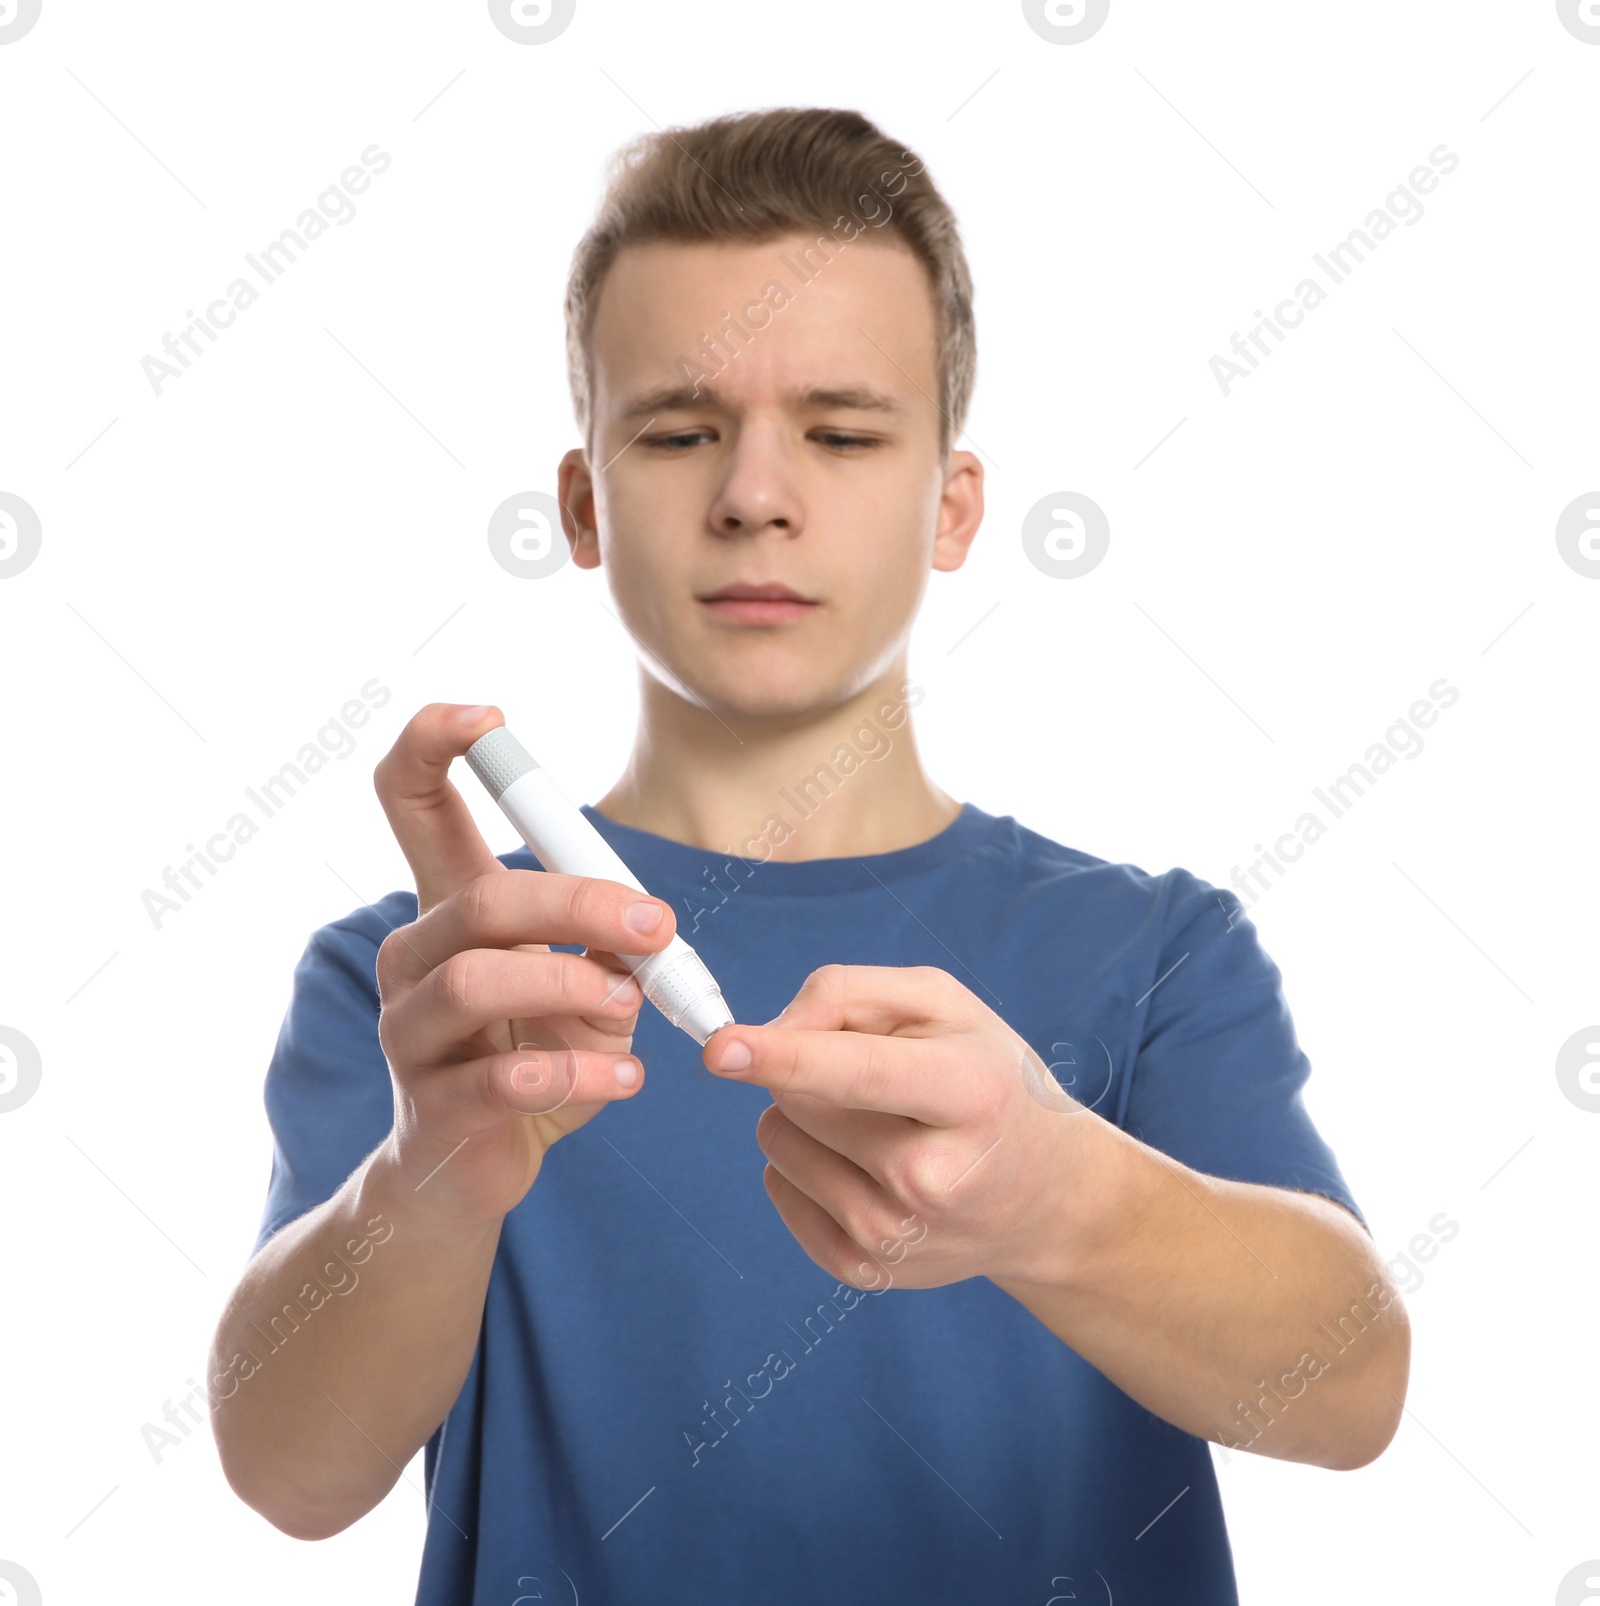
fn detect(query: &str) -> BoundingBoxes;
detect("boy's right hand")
[369,702,675,1228]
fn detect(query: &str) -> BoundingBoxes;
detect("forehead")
[588,231,940,411]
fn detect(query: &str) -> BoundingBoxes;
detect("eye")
[813,432,882,451]
[643,430,714,451]
[639,429,883,453]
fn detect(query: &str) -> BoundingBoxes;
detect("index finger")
[704,1025,976,1126]
[378,868,676,993]
[373,702,507,917]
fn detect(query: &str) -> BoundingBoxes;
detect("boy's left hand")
[702,964,1120,1292]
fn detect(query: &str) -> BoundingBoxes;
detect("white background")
[1,1,1594,1601]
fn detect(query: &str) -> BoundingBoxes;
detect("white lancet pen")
[463,725,736,1047]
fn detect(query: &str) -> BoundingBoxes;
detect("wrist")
[995,1112,1153,1295]
[358,1133,508,1250]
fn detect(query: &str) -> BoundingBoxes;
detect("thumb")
[373,702,509,918]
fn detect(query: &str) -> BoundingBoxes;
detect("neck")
[593,662,961,861]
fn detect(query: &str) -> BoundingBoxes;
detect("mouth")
[696,581,821,625]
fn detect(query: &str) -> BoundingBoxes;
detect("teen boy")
[210,105,1409,1604]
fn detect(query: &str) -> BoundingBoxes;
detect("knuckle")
[376,1002,401,1066]
[567,874,603,930]
[434,950,480,1015]
[484,1053,516,1115]
[791,963,846,1011]
[880,1142,919,1201]
[865,1221,909,1266]
[545,952,579,1012]
[880,1132,955,1215]
[573,873,630,944]
[889,1148,944,1209]
[858,1041,892,1106]
[838,1202,878,1253]
[375,927,410,995]
[768,1037,803,1094]
[461,869,505,931]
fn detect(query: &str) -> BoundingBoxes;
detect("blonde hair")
[564,105,976,461]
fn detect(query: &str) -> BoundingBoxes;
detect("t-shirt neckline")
[564,800,1000,896]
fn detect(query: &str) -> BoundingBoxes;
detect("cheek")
[841,517,926,605]
[596,470,673,554]
[601,522,683,620]
[861,548,931,630]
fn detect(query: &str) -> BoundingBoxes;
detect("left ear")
[932,449,983,573]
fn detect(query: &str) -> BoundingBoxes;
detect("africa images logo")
[0,0,42,44]
[0,492,42,577]
[1022,0,1110,45]
[487,0,576,44]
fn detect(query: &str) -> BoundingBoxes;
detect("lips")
[698,582,815,603]
[697,582,820,624]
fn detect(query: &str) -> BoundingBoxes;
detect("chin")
[673,655,855,723]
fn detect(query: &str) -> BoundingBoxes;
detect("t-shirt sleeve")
[1122,868,1369,1235]
[250,904,410,1258]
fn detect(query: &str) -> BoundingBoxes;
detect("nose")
[706,424,802,539]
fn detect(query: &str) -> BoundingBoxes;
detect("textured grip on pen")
[643,947,726,1029]
[465,727,540,802]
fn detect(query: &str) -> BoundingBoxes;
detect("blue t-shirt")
[253,801,1365,1605]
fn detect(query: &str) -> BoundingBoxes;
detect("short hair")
[564,105,976,462]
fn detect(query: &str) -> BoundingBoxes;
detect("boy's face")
[559,231,982,723]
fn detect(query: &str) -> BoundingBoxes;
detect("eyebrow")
[619,382,905,420]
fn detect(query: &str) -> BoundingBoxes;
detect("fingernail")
[625,900,664,934]
[458,704,491,725]
[714,1038,752,1073]
[615,1058,640,1089]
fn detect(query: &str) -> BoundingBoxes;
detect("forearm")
[990,1120,1410,1470]
[209,1137,502,1539]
